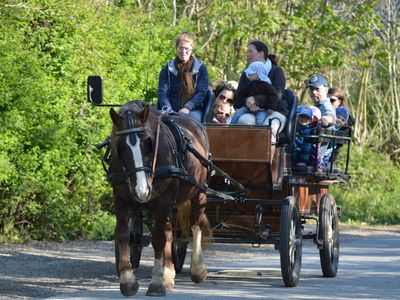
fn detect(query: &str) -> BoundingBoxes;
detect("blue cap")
[336,107,349,122]
[306,74,328,88]
[297,105,313,119]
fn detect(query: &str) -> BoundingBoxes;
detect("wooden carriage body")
[206,124,336,242]
[203,122,350,286]
[206,122,350,222]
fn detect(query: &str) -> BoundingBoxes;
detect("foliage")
[332,147,400,225]
[86,210,116,240]
[0,0,399,241]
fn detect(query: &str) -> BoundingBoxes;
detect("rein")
[151,115,163,179]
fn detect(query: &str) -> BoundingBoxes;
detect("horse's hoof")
[163,280,175,290]
[191,269,207,284]
[146,282,166,297]
[163,268,176,290]
[120,281,139,297]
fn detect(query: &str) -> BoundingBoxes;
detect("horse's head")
[110,101,155,203]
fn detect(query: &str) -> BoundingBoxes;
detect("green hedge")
[332,147,400,225]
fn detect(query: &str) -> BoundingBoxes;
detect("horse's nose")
[135,187,151,203]
[130,180,151,203]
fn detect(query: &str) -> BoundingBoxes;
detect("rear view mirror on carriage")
[87,75,121,107]
[87,75,103,105]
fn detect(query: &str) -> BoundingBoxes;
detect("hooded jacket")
[157,56,209,112]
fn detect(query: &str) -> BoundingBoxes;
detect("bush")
[86,211,116,241]
[332,146,400,225]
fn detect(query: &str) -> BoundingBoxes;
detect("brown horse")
[109,100,211,297]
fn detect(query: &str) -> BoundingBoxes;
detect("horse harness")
[105,112,210,193]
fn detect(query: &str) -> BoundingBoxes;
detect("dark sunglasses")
[218,94,233,102]
[217,112,230,118]
[330,96,340,102]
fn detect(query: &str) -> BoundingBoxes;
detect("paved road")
[1,226,399,299]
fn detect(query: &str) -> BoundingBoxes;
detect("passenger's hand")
[321,117,329,127]
[246,97,258,112]
[249,105,260,112]
[179,107,190,114]
[246,96,255,106]
[321,115,335,127]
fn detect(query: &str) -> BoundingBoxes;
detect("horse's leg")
[190,192,209,284]
[115,201,139,296]
[146,210,168,296]
[163,219,176,290]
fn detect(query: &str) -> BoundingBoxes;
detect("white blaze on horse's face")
[126,135,151,203]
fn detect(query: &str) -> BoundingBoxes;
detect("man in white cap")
[306,74,336,127]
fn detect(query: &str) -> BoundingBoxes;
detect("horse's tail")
[176,200,212,242]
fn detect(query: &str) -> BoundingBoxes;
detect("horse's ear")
[110,108,122,125]
[141,105,150,123]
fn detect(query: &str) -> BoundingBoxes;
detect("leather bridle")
[115,111,155,177]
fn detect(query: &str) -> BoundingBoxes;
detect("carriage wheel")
[319,193,339,277]
[172,230,188,273]
[115,214,143,277]
[280,196,302,287]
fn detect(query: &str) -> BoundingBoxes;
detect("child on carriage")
[291,105,323,170]
[230,61,281,125]
[321,106,350,167]
[211,98,233,124]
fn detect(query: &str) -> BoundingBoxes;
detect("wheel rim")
[289,214,301,267]
[289,219,296,264]
[329,205,339,263]
[319,194,339,277]
[328,208,334,258]
[280,196,302,287]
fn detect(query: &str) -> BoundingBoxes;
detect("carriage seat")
[201,89,213,123]
[277,89,299,146]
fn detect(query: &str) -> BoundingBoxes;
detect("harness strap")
[116,127,145,135]
[161,122,181,168]
[151,115,162,178]
[154,166,207,193]
[161,114,187,168]
[107,171,129,184]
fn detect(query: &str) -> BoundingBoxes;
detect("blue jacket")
[157,57,209,112]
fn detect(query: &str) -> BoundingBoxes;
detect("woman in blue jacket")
[157,32,209,123]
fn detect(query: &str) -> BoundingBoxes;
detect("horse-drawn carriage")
[87,75,351,296]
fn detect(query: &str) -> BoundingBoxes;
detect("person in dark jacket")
[235,40,289,145]
[157,32,209,123]
[237,40,286,94]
